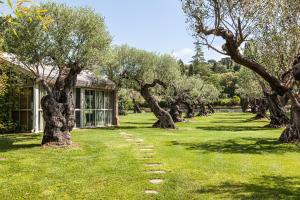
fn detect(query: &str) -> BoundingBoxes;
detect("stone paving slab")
[145,190,158,194]
[146,170,166,174]
[145,163,162,167]
[149,179,164,184]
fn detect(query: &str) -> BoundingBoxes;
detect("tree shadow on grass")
[195,175,300,199]
[196,125,278,132]
[0,134,41,152]
[169,137,300,154]
[209,117,268,124]
[94,125,154,130]
[125,122,154,125]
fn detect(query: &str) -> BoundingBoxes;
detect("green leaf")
[12,28,18,38]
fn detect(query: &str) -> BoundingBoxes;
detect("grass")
[0,112,300,199]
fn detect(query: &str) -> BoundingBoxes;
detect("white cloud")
[172,48,195,63]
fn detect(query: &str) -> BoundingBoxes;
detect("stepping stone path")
[0,157,6,161]
[145,163,162,167]
[146,170,166,174]
[119,131,167,195]
[149,179,163,184]
[145,190,158,194]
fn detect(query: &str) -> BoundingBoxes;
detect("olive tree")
[182,0,300,143]
[244,42,290,126]
[112,45,180,128]
[3,3,111,146]
[165,75,219,120]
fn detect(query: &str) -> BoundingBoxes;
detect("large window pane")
[12,111,20,123]
[99,91,104,109]
[27,88,33,109]
[75,111,81,128]
[75,88,81,109]
[20,89,28,109]
[84,110,95,127]
[19,111,32,131]
[96,91,103,109]
[85,90,95,109]
[104,92,109,109]
[96,110,104,126]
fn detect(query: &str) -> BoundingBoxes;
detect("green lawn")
[0,113,300,199]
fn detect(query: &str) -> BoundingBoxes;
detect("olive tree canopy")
[3,2,111,145]
[182,0,300,142]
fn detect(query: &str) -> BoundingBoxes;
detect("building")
[0,54,119,133]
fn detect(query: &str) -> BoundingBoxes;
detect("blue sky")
[40,0,225,62]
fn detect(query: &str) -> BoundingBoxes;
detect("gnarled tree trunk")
[140,85,175,129]
[240,97,250,112]
[279,104,300,143]
[207,103,215,114]
[41,68,80,146]
[249,98,258,114]
[183,102,194,118]
[197,103,208,116]
[265,92,289,128]
[169,102,183,123]
[253,98,268,120]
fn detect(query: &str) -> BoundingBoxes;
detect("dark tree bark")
[249,98,258,114]
[264,92,289,128]
[41,67,81,146]
[280,59,300,142]
[253,98,268,120]
[197,103,208,116]
[183,102,194,118]
[133,98,142,113]
[207,103,215,114]
[240,97,250,112]
[279,102,300,143]
[169,102,183,123]
[140,82,175,129]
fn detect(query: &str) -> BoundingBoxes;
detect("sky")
[38,0,225,63]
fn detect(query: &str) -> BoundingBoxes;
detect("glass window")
[12,111,20,123]
[76,88,81,109]
[85,90,96,109]
[83,89,114,128]
[96,110,104,126]
[84,110,95,127]
[96,91,103,109]
[75,111,81,128]
[19,111,32,131]
[20,89,27,109]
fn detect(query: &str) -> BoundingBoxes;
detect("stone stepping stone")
[143,151,155,156]
[0,157,6,161]
[140,148,154,151]
[145,163,162,167]
[142,156,153,160]
[149,179,164,184]
[146,170,166,174]
[145,190,158,194]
